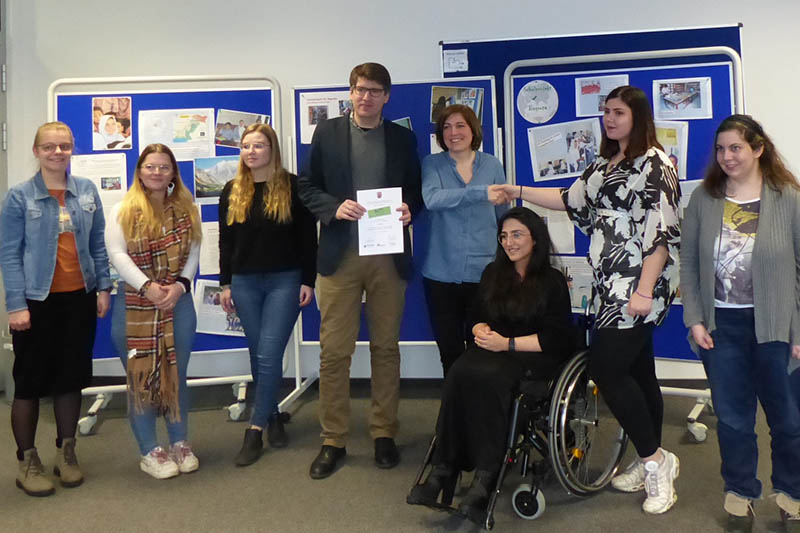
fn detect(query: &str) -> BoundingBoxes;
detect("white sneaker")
[169,441,199,474]
[642,449,679,514]
[140,446,179,479]
[611,459,645,492]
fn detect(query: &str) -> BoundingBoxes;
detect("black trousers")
[423,277,479,376]
[588,324,662,458]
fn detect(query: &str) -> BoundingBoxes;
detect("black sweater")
[218,175,317,287]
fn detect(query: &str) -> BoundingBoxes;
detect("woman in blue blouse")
[422,104,508,376]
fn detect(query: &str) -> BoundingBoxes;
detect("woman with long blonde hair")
[219,123,317,466]
[106,143,202,479]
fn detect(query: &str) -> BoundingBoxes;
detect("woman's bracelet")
[138,280,152,296]
[518,184,523,200]
[635,289,653,300]
[508,337,516,352]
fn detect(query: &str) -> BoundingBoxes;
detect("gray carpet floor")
[0,380,789,532]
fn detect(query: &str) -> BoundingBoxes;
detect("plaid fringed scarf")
[125,204,192,422]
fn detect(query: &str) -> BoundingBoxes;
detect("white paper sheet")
[199,221,220,275]
[70,153,127,210]
[356,187,403,256]
[193,279,244,337]
[552,255,593,312]
[524,201,575,254]
[299,91,351,144]
[138,108,215,161]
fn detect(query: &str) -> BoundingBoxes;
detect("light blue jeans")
[111,289,196,455]
[231,270,300,429]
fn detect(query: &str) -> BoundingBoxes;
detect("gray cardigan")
[679,182,800,353]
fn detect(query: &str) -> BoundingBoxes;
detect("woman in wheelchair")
[407,206,574,521]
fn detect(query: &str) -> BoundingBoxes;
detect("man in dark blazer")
[298,62,422,480]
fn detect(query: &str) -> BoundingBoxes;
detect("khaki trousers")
[316,249,407,447]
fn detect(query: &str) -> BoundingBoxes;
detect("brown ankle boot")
[17,448,55,497]
[54,438,84,487]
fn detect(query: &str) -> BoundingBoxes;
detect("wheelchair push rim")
[548,350,628,496]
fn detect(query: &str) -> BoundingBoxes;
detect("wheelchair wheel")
[548,350,628,496]
[512,483,545,520]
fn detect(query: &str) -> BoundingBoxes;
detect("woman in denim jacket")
[0,122,111,497]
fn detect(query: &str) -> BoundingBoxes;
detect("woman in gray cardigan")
[680,115,800,532]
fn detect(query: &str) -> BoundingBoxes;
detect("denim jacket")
[0,172,112,312]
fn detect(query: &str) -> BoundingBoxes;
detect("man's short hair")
[349,63,391,93]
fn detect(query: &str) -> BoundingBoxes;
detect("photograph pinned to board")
[194,279,244,337]
[653,77,712,120]
[517,80,559,124]
[92,96,133,151]
[552,255,593,312]
[214,109,270,148]
[299,91,352,144]
[574,74,629,117]
[524,200,575,254]
[429,86,484,124]
[138,108,214,161]
[655,120,689,179]
[70,152,127,209]
[528,117,601,181]
[391,117,412,130]
[193,155,239,204]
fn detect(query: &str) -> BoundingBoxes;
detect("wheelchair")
[408,348,629,530]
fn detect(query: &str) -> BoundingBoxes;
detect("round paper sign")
[517,80,559,124]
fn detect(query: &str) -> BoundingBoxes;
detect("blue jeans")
[111,290,196,455]
[231,270,300,429]
[700,307,800,499]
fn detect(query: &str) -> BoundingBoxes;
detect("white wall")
[6,0,799,379]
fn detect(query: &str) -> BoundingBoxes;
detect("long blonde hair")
[226,123,292,225]
[117,144,202,242]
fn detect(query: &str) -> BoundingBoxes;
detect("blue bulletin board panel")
[440,24,743,131]
[56,87,274,358]
[292,77,498,343]
[455,27,744,362]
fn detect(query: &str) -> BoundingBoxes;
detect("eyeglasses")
[141,164,172,173]
[37,143,73,153]
[498,230,531,244]
[241,142,270,151]
[352,86,385,98]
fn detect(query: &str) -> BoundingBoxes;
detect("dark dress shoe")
[374,437,400,469]
[407,464,458,509]
[267,414,288,449]
[309,445,346,479]
[234,428,263,467]
[459,470,496,525]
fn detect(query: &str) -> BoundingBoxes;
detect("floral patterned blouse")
[560,147,681,329]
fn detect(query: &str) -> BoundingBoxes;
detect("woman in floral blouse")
[502,85,681,515]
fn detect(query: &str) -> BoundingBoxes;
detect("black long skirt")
[432,345,564,473]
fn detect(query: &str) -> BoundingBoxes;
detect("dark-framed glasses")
[38,143,73,153]
[352,86,385,97]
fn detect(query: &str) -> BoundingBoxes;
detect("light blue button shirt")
[421,151,508,283]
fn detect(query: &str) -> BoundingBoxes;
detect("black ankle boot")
[458,470,496,523]
[267,414,288,449]
[234,428,263,466]
[407,464,458,509]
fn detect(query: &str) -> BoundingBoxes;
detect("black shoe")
[458,470,496,524]
[234,428,263,467]
[725,512,753,533]
[267,414,288,449]
[309,445,346,479]
[374,437,400,469]
[407,464,458,510]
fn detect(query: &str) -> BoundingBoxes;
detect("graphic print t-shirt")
[714,197,760,307]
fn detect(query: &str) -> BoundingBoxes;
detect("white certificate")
[356,187,403,256]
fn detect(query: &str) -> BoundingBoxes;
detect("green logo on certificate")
[368,206,391,218]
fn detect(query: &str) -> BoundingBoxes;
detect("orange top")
[48,189,85,293]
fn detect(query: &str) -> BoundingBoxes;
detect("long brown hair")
[117,144,202,242]
[703,114,799,198]
[225,123,292,225]
[599,85,662,160]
